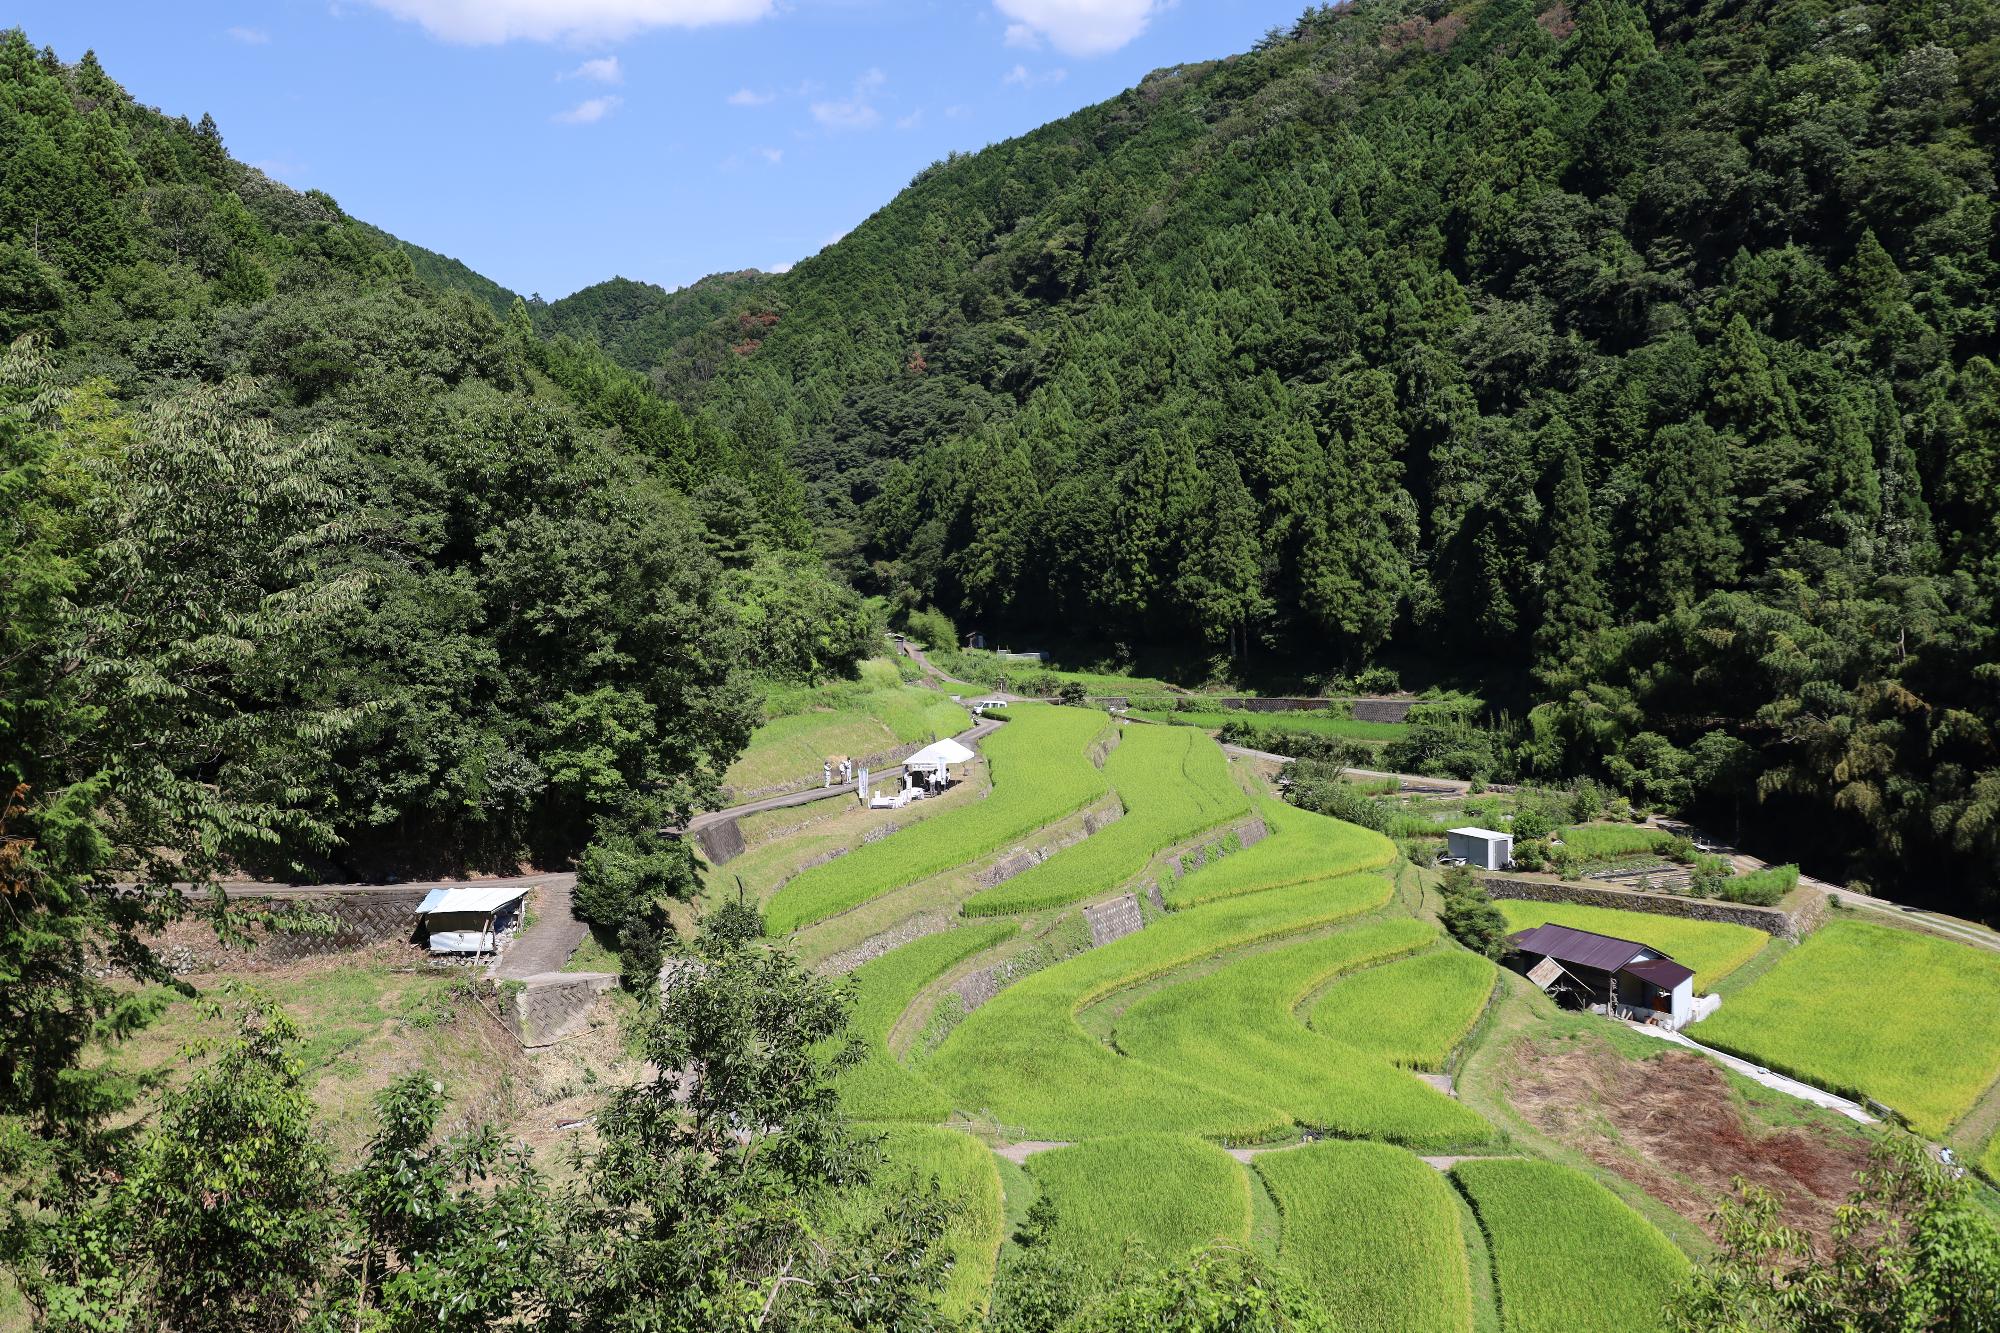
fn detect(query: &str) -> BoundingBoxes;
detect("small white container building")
[1446,826,1513,870]
[416,883,527,955]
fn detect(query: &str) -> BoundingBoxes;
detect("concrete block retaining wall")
[145,892,428,971]
[503,972,618,1047]
[1481,875,1826,941]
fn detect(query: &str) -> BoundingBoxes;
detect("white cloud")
[758,146,784,163]
[363,0,771,44]
[1002,63,1066,88]
[553,94,623,124]
[227,25,271,43]
[1003,23,1039,49]
[992,0,1160,57]
[564,56,623,83]
[811,67,886,131]
[896,109,925,130]
[768,260,794,273]
[727,86,775,106]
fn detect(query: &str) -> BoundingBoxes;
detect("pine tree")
[1535,443,1610,671]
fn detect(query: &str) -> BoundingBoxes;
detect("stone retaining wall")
[976,796,1125,888]
[1481,875,1826,941]
[693,817,748,866]
[502,972,618,1047]
[144,892,429,972]
[1083,894,1144,948]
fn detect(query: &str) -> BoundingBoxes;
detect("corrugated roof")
[1509,922,1647,973]
[416,883,528,916]
[1449,827,1510,840]
[1623,956,1695,990]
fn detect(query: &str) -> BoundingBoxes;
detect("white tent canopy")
[417,883,528,954]
[906,738,976,768]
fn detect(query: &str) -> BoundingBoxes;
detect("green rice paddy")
[1496,900,1769,991]
[961,724,1250,916]
[1113,920,1495,1149]
[1162,796,1395,908]
[850,1124,1004,1319]
[765,705,1111,934]
[928,874,1395,1140]
[1308,950,1497,1070]
[1255,1142,1474,1333]
[1452,1159,1689,1332]
[1025,1135,1251,1272]
[1692,918,2000,1135]
[834,922,1016,1121]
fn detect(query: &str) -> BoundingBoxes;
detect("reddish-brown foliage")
[1538,2,1576,39]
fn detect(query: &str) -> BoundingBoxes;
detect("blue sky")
[14,1,1308,299]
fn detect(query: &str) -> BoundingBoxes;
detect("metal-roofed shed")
[1509,921,1703,1030]
[417,883,528,955]
[1446,826,1513,870]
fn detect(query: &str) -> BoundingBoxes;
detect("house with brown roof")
[1510,921,1701,1030]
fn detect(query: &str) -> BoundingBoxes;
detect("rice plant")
[833,922,1016,1121]
[1163,797,1395,908]
[927,875,1393,1140]
[1451,1159,1689,1333]
[839,1124,1004,1319]
[1255,1141,1473,1333]
[1025,1134,1252,1273]
[1113,921,1496,1149]
[961,725,1250,916]
[1308,950,1497,1070]
[765,705,1111,934]
[1692,918,2000,1135]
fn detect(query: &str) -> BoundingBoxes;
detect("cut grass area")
[1452,1158,1689,1333]
[1114,920,1495,1149]
[835,923,1016,1122]
[847,1125,1003,1320]
[1164,796,1394,908]
[1026,1134,1251,1273]
[1255,1142,1474,1333]
[1309,950,1498,1071]
[765,706,1111,935]
[729,661,969,793]
[962,726,1249,916]
[1692,918,2000,1136]
[1496,900,1768,992]
[1127,708,1408,744]
[1557,824,1673,860]
[930,875,1395,1140]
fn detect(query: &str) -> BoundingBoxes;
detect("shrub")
[1510,808,1554,841]
[1353,665,1402,693]
[902,605,956,652]
[1720,863,1797,906]
[1056,680,1088,706]
[1510,839,1549,872]
[1436,867,1510,961]
[1689,855,1733,898]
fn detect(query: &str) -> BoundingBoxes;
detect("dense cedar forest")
[545,0,2000,918]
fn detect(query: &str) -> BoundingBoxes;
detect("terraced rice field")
[927,874,1394,1140]
[1452,1159,1688,1332]
[1254,1142,1473,1333]
[849,1124,1004,1319]
[1024,1135,1251,1272]
[1162,796,1395,908]
[962,725,1250,915]
[1126,708,1409,744]
[1692,918,2000,1135]
[729,660,969,792]
[1308,950,1497,1070]
[764,706,1111,934]
[1496,900,1769,991]
[834,922,1016,1121]
[1113,921,1494,1149]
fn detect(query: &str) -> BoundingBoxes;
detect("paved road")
[216,870,575,901]
[1625,1020,1876,1125]
[489,878,590,980]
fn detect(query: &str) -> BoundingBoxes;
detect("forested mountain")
[550,0,2000,915]
[0,25,867,909]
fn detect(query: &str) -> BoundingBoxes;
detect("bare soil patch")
[1504,1034,1871,1244]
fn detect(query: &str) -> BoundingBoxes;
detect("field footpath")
[1622,1021,1876,1125]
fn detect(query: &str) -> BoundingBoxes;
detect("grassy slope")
[1164,796,1395,908]
[1692,918,2000,1136]
[929,875,1393,1140]
[962,725,1249,915]
[1026,1134,1252,1272]
[834,922,1017,1121]
[764,705,1109,934]
[1309,950,1497,1071]
[727,659,969,793]
[1113,920,1495,1149]
[1496,900,1769,992]
[1452,1158,1689,1333]
[1255,1142,1473,1333]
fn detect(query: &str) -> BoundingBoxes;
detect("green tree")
[1535,442,1609,675]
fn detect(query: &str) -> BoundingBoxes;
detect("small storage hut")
[416,884,527,955]
[1510,921,1698,1029]
[1447,826,1513,870]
